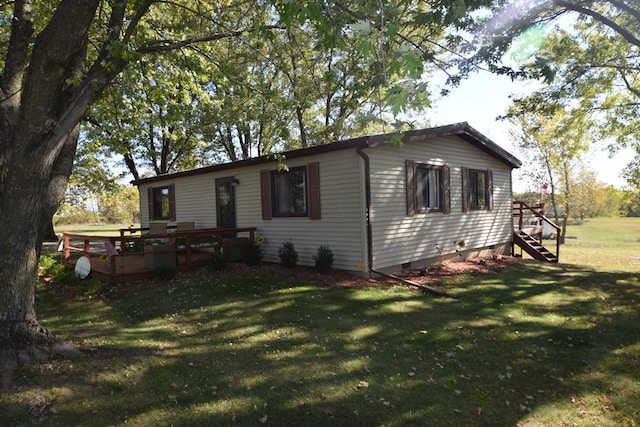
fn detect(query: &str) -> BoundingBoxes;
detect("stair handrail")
[513,200,561,260]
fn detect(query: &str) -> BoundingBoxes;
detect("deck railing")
[62,226,256,283]
[512,201,560,260]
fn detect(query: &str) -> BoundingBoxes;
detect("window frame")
[468,169,487,210]
[270,166,309,217]
[462,168,493,212]
[147,184,176,221]
[415,163,444,213]
[260,162,321,220]
[406,160,451,216]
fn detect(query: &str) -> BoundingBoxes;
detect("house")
[132,122,524,276]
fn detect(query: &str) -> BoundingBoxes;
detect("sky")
[425,69,632,193]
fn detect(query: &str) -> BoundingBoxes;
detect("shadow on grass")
[2,261,639,426]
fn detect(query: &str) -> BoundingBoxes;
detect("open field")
[54,224,139,237]
[560,217,640,271]
[2,218,639,425]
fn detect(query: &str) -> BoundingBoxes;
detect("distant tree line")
[515,185,640,221]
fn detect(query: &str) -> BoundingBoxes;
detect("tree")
[57,143,140,225]
[466,1,640,75]
[1,0,497,386]
[87,1,454,178]
[469,1,640,189]
[621,189,640,217]
[508,102,591,241]
[87,52,214,180]
[516,14,640,187]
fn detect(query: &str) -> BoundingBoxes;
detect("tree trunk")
[560,160,572,245]
[0,131,84,390]
[42,220,59,242]
[0,0,103,389]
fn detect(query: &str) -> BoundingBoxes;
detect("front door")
[216,177,237,235]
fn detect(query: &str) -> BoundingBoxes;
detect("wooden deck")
[62,226,256,283]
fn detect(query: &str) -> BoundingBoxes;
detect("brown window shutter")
[260,169,272,220]
[486,169,494,211]
[307,162,321,220]
[442,164,451,214]
[406,160,416,216]
[147,187,154,220]
[168,184,177,221]
[462,167,470,213]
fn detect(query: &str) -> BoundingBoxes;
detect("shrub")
[39,255,108,295]
[314,245,334,274]
[155,264,177,280]
[245,245,263,266]
[39,254,69,278]
[52,268,79,287]
[278,240,298,268]
[210,253,227,271]
[38,255,59,276]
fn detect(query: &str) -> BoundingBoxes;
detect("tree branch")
[20,0,100,163]
[619,70,640,99]
[553,0,640,48]
[605,0,640,23]
[1,0,33,115]
[123,0,155,44]
[136,25,285,54]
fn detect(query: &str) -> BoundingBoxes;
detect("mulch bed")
[42,256,521,299]
[296,255,520,288]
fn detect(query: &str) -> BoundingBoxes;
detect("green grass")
[2,218,639,426]
[561,217,640,271]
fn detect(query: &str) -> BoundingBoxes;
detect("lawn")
[560,217,640,271]
[2,218,639,426]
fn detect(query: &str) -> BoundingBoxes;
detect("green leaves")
[385,81,431,116]
[504,3,640,190]
[446,0,468,24]
[79,0,521,180]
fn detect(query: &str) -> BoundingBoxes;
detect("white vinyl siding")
[137,131,516,274]
[140,177,217,228]
[247,151,365,271]
[367,136,513,270]
[139,150,367,272]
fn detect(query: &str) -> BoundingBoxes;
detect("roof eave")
[131,137,369,186]
[131,122,521,186]
[400,122,522,168]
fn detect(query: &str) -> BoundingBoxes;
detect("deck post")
[518,202,523,230]
[185,236,192,265]
[63,233,70,260]
[110,238,117,277]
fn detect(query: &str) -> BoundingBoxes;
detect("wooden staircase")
[513,230,558,262]
[512,201,560,263]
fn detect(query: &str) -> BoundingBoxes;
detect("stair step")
[513,231,558,263]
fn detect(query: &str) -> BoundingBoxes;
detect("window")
[406,160,450,216]
[416,165,442,212]
[462,168,493,212]
[260,162,321,220]
[272,166,307,216]
[469,169,486,209]
[147,184,176,221]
